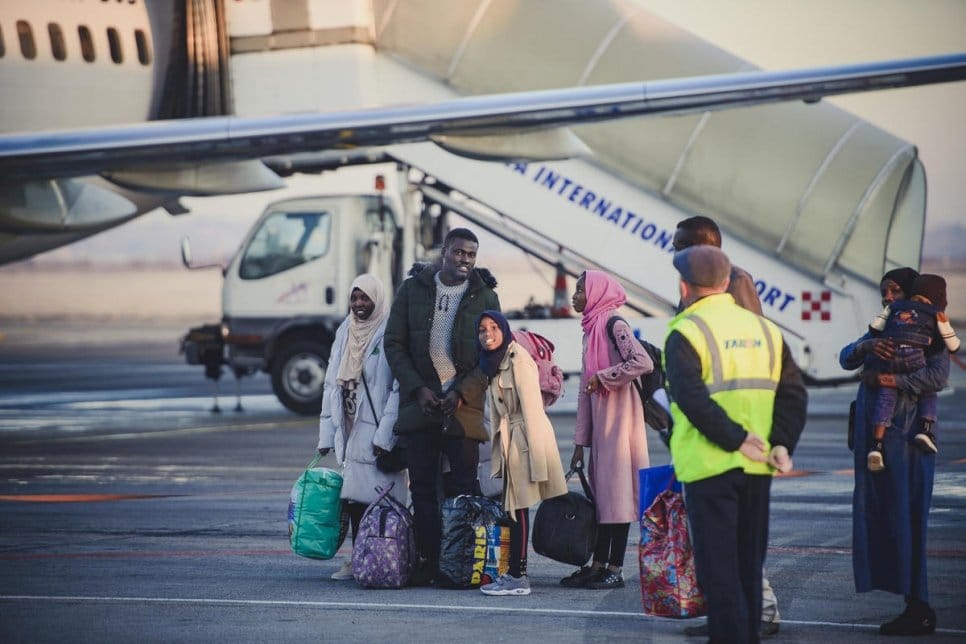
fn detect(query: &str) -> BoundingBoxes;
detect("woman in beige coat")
[476,310,568,597]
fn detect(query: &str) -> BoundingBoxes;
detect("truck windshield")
[239,211,331,280]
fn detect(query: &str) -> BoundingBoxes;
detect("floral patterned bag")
[638,488,706,618]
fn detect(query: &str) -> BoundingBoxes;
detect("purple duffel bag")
[351,483,416,589]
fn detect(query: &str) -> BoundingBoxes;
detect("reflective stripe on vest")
[687,313,779,393]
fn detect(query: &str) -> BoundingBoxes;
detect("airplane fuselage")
[0,1,159,133]
[0,0,236,263]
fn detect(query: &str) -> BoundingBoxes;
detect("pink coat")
[574,318,652,523]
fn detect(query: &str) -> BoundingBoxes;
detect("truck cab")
[213,190,399,414]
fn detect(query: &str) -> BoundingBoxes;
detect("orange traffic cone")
[551,264,570,318]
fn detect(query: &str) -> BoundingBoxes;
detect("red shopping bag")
[638,489,706,618]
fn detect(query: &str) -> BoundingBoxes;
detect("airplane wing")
[1,53,965,182]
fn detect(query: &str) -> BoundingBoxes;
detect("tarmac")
[0,320,964,643]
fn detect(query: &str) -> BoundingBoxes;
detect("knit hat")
[911,274,947,311]
[881,267,919,297]
[673,245,731,288]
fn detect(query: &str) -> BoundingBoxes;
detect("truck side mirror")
[180,236,222,271]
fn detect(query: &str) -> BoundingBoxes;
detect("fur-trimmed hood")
[407,260,498,289]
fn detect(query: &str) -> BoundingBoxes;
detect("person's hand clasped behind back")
[767,445,793,474]
[738,432,768,463]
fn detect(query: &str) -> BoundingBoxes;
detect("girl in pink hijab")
[563,271,653,590]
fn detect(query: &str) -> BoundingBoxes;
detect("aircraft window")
[78,26,95,62]
[239,211,332,280]
[48,23,66,61]
[106,27,122,63]
[134,29,150,65]
[17,21,36,60]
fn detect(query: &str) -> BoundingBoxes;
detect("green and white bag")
[288,454,348,559]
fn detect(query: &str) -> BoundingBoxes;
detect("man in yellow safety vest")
[665,245,807,644]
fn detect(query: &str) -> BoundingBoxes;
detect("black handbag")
[531,465,598,566]
[360,373,407,473]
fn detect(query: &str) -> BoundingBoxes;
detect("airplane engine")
[0,179,137,233]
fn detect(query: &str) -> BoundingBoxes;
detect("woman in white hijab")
[318,273,406,580]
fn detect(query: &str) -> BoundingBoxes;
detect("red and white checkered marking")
[801,290,831,321]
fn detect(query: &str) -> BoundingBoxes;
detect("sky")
[638,0,966,233]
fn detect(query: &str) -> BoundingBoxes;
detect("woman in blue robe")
[839,267,950,636]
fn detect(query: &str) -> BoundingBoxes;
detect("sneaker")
[559,566,599,588]
[586,569,624,589]
[880,604,936,636]
[330,559,354,581]
[480,573,531,596]
[868,440,885,472]
[914,428,938,454]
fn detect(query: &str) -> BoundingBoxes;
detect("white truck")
[181,144,880,415]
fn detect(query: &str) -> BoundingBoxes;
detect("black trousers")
[344,500,366,545]
[403,431,481,566]
[685,469,771,644]
[593,523,631,568]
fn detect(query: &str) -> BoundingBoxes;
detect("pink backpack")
[512,330,564,408]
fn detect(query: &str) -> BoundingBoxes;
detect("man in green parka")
[384,227,500,585]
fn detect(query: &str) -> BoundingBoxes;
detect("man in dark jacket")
[384,227,500,584]
[673,215,763,315]
[672,215,782,638]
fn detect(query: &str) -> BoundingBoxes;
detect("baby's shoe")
[867,440,885,472]
[914,422,938,454]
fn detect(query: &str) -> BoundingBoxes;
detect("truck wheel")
[271,340,328,415]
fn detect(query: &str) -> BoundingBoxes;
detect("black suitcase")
[532,465,597,566]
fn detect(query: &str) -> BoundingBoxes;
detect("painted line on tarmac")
[1,595,965,636]
[8,418,308,444]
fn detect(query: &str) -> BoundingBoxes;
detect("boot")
[880,601,936,636]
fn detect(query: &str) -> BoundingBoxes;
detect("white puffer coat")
[318,319,407,505]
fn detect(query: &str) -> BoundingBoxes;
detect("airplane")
[0,0,965,267]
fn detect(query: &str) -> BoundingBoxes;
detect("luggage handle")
[291,451,329,546]
[564,464,595,504]
[367,483,413,527]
